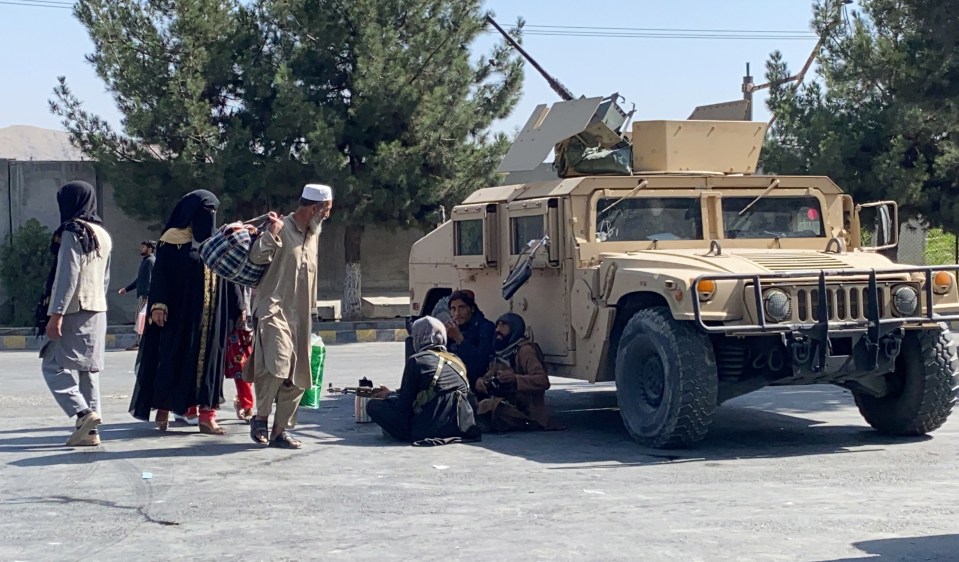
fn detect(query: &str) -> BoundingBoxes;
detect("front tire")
[854,326,959,436]
[615,307,718,448]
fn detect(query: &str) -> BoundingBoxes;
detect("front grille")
[795,286,886,321]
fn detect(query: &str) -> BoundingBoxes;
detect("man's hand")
[45,314,63,340]
[118,288,127,295]
[227,223,259,236]
[444,321,464,344]
[372,385,391,399]
[474,377,487,395]
[494,370,517,385]
[151,308,168,327]
[266,212,284,236]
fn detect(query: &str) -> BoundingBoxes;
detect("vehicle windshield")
[595,197,703,242]
[722,196,825,239]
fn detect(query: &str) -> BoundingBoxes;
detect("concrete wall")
[0,159,160,324]
[316,224,423,296]
[0,159,425,326]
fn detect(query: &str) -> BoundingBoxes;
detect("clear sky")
[0,0,828,136]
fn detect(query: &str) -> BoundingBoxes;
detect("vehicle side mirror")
[502,236,549,300]
[856,201,898,251]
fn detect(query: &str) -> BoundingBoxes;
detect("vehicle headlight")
[763,288,792,323]
[892,285,919,316]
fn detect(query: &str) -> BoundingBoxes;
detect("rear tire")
[854,326,959,435]
[615,307,718,448]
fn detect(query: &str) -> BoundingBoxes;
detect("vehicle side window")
[511,215,545,254]
[454,219,484,256]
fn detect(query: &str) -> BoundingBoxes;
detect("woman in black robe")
[129,190,243,434]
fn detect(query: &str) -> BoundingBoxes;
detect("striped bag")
[198,222,269,287]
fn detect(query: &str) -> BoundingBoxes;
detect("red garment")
[225,328,253,379]
[234,378,253,410]
[199,407,216,423]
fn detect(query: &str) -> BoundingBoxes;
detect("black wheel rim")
[638,353,666,408]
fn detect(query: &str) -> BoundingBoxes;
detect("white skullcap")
[302,183,333,202]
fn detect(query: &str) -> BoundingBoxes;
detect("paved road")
[0,343,957,561]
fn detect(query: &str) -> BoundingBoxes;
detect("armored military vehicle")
[407,27,959,448]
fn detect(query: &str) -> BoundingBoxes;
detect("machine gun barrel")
[485,15,576,101]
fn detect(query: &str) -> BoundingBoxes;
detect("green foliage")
[762,0,959,233]
[51,0,525,228]
[0,220,54,326]
[924,228,957,266]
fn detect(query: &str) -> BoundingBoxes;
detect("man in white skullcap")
[244,183,333,449]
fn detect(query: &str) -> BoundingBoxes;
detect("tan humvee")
[408,107,959,448]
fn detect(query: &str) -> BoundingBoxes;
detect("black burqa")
[35,181,103,336]
[130,190,243,419]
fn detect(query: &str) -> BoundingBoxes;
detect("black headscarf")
[52,180,102,256]
[164,190,220,243]
[36,181,103,336]
[494,312,527,362]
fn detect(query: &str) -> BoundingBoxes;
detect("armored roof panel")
[704,175,844,194]
[461,178,585,204]
[460,174,844,205]
[497,97,607,174]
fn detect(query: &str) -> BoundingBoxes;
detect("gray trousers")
[42,345,100,418]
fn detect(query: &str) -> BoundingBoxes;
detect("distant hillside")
[0,125,87,161]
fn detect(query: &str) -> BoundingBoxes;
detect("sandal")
[250,418,269,446]
[269,431,302,449]
[233,398,253,422]
[198,421,226,435]
[155,409,169,432]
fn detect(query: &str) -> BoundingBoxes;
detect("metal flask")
[355,377,374,423]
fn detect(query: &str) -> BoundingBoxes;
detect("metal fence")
[896,219,959,268]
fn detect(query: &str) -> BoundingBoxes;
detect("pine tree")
[254,0,524,318]
[51,0,523,319]
[762,0,959,232]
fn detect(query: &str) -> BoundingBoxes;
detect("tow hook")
[789,335,811,365]
[882,334,902,359]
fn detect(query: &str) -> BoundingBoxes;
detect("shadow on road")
[291,382,930,468]
[464,383,929,468]
[1,421,254,466]
[6,440,255,468]
[822,534,959,561]
[2,384,933,469]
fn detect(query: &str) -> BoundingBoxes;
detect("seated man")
[444,290,495,390]
[367,317,481,446]
[475,313,561,432]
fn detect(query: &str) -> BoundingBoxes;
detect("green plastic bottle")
[300,334,326,408]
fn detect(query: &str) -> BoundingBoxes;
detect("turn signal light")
[696,279,717,301]
[933,271,954,295]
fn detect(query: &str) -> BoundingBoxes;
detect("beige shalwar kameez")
[244,216,320,429]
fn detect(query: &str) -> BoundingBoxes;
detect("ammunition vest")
[412,350,469,415]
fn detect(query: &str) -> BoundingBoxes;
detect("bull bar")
[691,266,959,373]
[691,265,959,335]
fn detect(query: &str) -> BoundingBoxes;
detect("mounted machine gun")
[486,16,635,178]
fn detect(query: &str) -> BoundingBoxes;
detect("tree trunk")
[342,223,364,321]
